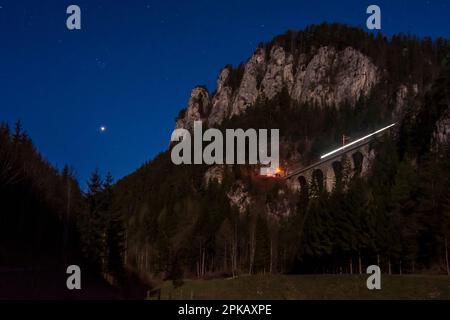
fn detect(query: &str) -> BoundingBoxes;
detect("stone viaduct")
[284,124,396,194]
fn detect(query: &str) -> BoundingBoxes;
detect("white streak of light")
[320,123,396,159]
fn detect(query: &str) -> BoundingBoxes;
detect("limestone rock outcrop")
[175,45,380,130]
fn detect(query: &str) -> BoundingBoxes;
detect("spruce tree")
[79,169,107,272]
[104,173,126,274]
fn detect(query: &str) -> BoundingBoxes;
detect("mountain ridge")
[81,23,450,281]
[174,23,448,136]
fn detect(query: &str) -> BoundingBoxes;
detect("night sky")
[1,0,449,187]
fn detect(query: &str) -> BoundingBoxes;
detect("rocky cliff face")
[176,44,381,130]
[227,180,252,215]
[393,83,419,118]
[175,86,210,130]
[209,67,233,126]
[433,108,450,148]
[231,47,267,117]
[261,46,294,99]
[291,46,379,107]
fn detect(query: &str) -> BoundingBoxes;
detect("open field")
[153,274,450,300]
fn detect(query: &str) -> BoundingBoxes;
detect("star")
[100,126,106,132]
[95,58,107,69]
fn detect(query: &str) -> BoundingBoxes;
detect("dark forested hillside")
[0,123,146,298]
[104,25,450,280]
[0,121,81,267]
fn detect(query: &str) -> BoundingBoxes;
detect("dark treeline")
[0,121,125,273]
[77,169,127,282]
[0,122,145,298]
[0,121,81,267]
[284,137,450,275]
